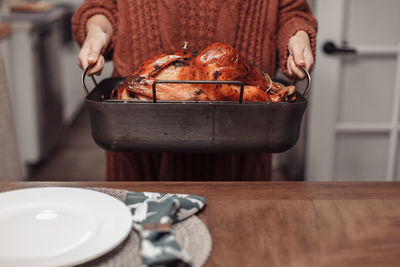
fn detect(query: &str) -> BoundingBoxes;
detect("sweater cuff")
[277,19,317,78]
[72,6,117,60]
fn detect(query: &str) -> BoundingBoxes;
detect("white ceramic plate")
[0,187,132,267]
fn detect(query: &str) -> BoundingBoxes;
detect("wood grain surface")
[1,182,400,267]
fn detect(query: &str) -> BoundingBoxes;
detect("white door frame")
[306,0,346,181]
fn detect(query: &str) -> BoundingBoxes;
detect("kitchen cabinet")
[1,6,85,176]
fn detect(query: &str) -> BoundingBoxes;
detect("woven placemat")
[77,187,212,267]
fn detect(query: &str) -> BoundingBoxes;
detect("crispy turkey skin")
[111,42,296,102]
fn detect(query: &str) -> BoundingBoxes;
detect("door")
[306,0,400,181]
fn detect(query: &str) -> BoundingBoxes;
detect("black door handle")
[323,41,357,55]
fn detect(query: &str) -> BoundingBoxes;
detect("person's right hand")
[78,26,108,76]
[78,14,113,76]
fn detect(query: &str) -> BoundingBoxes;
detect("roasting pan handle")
[152,80,246,103]
[82,64,98,95]
[298,66,311,97]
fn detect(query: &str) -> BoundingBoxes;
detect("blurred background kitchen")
[1,0,399,182]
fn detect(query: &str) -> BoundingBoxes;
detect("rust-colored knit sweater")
[72,0,317,181]
[72,0,317,77]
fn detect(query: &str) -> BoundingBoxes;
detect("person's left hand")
[287,30,314,79]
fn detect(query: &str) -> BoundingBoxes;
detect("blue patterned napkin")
[125,192,206,267]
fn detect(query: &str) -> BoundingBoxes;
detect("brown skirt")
[106,152,271,181]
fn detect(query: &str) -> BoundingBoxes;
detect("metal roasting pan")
[81,66,311,153]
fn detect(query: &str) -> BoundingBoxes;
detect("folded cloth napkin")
[125,192,206,267]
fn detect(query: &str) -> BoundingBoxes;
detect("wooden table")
[1,182,400,267]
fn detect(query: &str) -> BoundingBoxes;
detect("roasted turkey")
[111,42,296,102]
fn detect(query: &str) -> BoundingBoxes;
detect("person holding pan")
[72,0,317,181]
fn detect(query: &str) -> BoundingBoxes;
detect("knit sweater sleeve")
[72,0,117,60]
[277,0,318,77]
